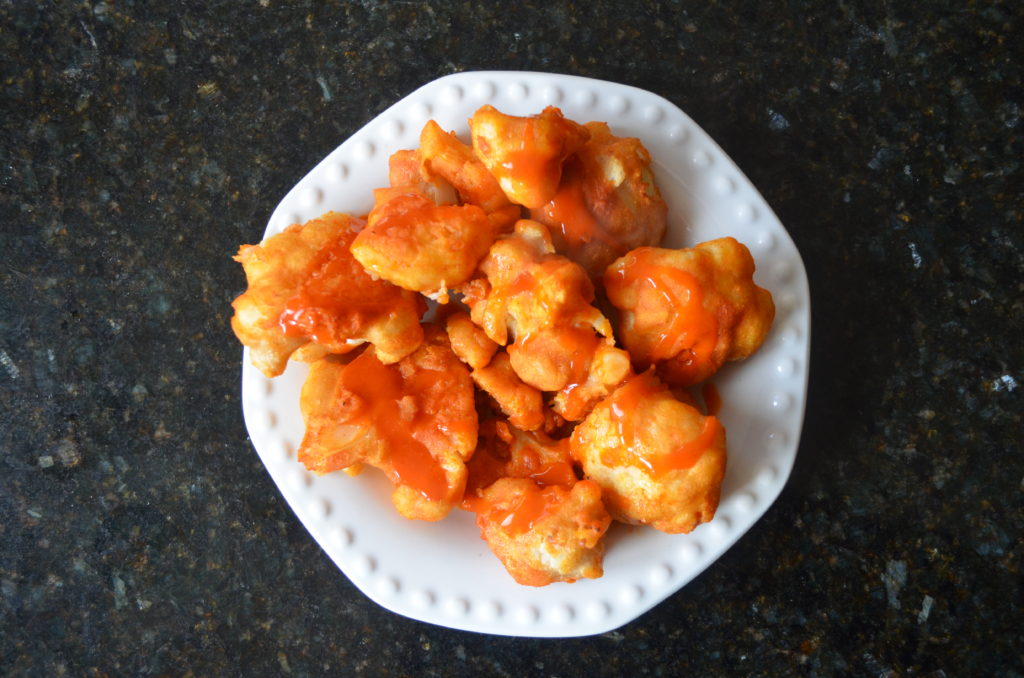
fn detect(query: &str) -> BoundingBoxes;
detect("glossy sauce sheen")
[607,373,720,476]
[539,162,623,252]
[518,441,578,488]
[609,253,719,378]
[478,483,564,536]
[504,119,551,196]
[340,350,449,501]
[701,382,722,416]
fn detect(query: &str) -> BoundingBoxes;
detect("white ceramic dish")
[240,71,810,637]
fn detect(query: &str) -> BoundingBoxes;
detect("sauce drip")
[608,254,719,380]
[538,161,623,253]
[340,350,449,501]
[504,119,552,199]
[606,372,720,476]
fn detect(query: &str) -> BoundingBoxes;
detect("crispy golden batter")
[445,311,499,370]
[462,219,629,420]
[350,193,496,300]
[418,120,521,233]
[604,238,775,387]
[528,121,666,278]
[464,419,577,499]
[231,212,426,377]
[570,371,726,533]
[297,326,477,521]
[383,149,459,206]
[471,352,546,431]
[473,477,610,586]
[469,105,590,209]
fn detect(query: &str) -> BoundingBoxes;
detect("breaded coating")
[464,420,578,499]
[462,219,628,420]
[470,105,590,209]
[473,478,610,586]
[604,238,775,387]
[530,121,667,279]
[570,371,726,534]
[383,149,459,206]
[297,326,477,521]
[471,352,546,431]
[350,193,496,300]
[418,120,520,233]
[231,212,426,377]
[445,311,499,369]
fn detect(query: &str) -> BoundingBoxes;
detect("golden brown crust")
[570,373,726,533]
[230,212,425,377]
[474,478,610,586]
[604,238,775,387]
[529,121,667,278]
[297,326,477,521]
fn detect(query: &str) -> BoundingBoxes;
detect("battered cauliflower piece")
[473,478,610,586]
[471,352,546,431]
[445,311,499,370]
[604,238,775,387]
[231,212,426,377]
[464,419,578,499]
[418,120,521,233]
[383,148,459,206]
[350,193,496,300]
[462,219,629,420]
[297,326,477,521]
[530,121,667,279]
[570,371,726,533]
[470,105,590,209]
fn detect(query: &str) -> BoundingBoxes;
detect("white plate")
[240,71,810,637]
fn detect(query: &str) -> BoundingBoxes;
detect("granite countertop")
[2,2,1021,675]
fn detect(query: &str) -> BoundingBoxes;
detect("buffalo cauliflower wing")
[469,105,590,209]
[473,477,611,586]
[297,325,477,521]
[530,121,667,278]
[604,238,775,387]
[231,211,426,377]
[350,193,496,301]
[570,371,726,534]
[462,219,629,420]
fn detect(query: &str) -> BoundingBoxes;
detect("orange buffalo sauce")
[605,372,720,476]
[278,239,372,342]
[538,162,623,253]
[518,440,578,488]
[339,350,449,502]
[472,482,565,536]
[607,252,719,380]
[504,119,552,199]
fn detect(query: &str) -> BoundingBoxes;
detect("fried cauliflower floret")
[471,352,546,431]
[473,478,610,586]
[350,193,496,300]
[604,238,775,387]
[445,311,499,369]
[231,212,426,377]
[418,120,521,233]
[570,371,726,534]
[469,105,590,209]
[297,326,477,521]
[462,219,628,420]
[383,149,459,206]
[464,419,577,499]
[529,121,667,279]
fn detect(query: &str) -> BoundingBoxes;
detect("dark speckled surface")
[2,1,1022,675]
